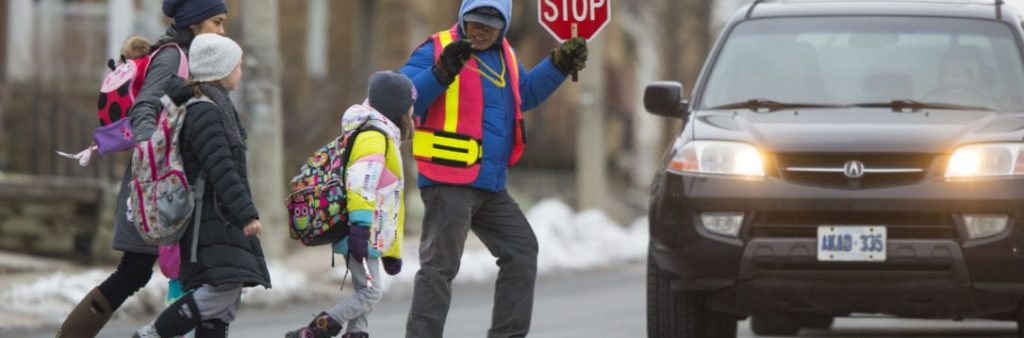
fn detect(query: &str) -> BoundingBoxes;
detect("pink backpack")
[59,41,189,166]
[94,43,188,155]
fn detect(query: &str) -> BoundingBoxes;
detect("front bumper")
[649,171,1024,317]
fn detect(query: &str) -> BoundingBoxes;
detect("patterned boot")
[285,312,343,338]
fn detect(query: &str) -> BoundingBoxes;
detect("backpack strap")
[190,175,205,263]
[343,123,391,163]
[182,97,213,264]
[148,43,189,79]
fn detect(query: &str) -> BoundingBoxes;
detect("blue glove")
[347,224,371,262]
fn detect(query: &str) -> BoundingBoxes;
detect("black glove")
[551,37,589,76]
[432,39,474,86]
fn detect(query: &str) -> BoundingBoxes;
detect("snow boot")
[285,312,343,338]
[57,287,114,338]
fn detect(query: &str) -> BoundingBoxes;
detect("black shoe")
[285,312,343,338]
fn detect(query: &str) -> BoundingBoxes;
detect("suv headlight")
[945,143,1024,179]
[667,141,765,177]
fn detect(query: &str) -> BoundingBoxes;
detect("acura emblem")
[844,160,865,179]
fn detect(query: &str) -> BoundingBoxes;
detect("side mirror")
[644,82,689,119]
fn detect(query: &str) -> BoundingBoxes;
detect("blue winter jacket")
[399,0,567,192]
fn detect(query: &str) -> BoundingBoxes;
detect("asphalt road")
[20,263,1022,338]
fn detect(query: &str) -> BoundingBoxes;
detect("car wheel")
[797,313,834,330]
[647,246,737,338]
[1017,311,1024,338]
[751,316,800,336]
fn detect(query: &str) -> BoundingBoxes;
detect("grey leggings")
[327,256,383,333]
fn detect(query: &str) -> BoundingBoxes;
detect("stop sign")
[538,0,611,42]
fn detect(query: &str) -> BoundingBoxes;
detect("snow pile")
[240,261,313,306]
[0,262,308,325]
[531,200,648,273]
[377,199,648,287]
[0,270,112,324]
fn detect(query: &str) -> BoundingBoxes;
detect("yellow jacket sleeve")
[345,131,387,225]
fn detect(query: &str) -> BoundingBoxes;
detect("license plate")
[817,226,886,262]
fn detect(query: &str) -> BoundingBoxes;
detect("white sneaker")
[133,324,160,338]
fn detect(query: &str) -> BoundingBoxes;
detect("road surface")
[20,263,1020,337]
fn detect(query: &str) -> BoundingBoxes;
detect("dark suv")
[645,1,1024,337]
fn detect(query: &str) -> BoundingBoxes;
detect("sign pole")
[571,23,579,82]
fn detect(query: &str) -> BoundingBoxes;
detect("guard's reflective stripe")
[413,130,481,167]
[504,42,525,164]
[438,31,460,133]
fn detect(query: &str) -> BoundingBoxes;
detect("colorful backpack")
[126,95,210,249]
[94,39,187,155]
[286,125,384,246]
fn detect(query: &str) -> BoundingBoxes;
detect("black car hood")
[692,109,1024,153]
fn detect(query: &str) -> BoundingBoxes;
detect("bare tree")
[241,0,287,257]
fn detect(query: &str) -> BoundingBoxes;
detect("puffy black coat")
[178,97,271,290]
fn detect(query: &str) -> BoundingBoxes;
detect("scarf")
[197,83,247,148]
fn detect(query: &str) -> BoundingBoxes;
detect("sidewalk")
[0,198,649,333]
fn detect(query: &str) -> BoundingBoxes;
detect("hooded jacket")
[332,104,406,259]
[399,0,567,192]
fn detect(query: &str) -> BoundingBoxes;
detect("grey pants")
[406,186,539,338]
[327,256,383,333]
[135,284,242,338]
[191,284,243,323]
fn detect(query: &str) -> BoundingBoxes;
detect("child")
[135,33,270,338]
[285,71,414,338]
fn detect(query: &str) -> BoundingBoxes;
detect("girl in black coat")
[134,33,270,338]
[57,1,230,337]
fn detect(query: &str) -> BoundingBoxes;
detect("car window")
[700,17,1024,111]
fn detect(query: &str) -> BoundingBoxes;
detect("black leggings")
[97,251,157,310]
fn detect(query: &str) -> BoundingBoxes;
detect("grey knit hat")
[368,71,417,122]
[189,34,243,82]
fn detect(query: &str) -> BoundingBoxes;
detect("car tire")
[647,247,737,338]
[797,313,834,330]
[1017,311,1024,338]
[751,316,800,336]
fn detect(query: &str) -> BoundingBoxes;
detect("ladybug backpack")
[57,40,188,165]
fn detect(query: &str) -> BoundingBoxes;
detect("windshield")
[700,17,1024,111]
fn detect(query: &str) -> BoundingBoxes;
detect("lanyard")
[466,53,507,88]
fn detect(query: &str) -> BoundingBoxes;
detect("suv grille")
[748,211,957,240]
[775,153,935,189]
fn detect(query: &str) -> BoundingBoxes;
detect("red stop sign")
[538,0,611,42]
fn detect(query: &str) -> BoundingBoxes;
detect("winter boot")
[285,312,343,338]
[57,287,114,338]
[195,319,230,338]
[341,333,369,338]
